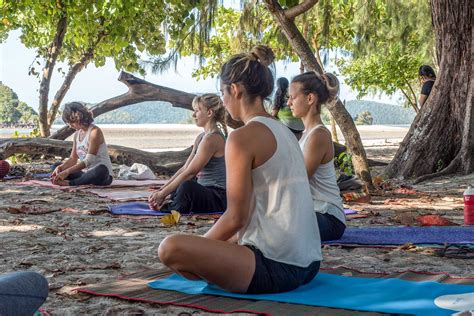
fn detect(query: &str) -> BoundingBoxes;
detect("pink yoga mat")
[16,179,166,190]
[85,189,151,201]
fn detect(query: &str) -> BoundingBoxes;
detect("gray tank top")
[196,132,226,189]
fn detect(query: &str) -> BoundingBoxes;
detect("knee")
[158,235,187,267]
[30,272,49,299]
[10,271,49,299]
[96,164,109,177]
[175,180,195,197]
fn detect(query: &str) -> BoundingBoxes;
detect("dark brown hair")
[291,72,339,113]
[219,45,275,101]
[419,65,436,79]
[62,102,94,127]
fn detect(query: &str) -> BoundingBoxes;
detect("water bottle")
[464,186,474,225]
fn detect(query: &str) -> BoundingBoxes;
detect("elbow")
[226,211,247,231]
[182,168,199,179]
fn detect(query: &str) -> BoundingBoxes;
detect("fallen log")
[0,138,191,175]
[50,71,242,140]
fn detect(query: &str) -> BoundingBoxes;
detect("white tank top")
[75,124,114,175]
[299,124,345,225]
[238,116,322,267]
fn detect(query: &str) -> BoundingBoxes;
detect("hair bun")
[250,45,275,67]
[323,72,340,100]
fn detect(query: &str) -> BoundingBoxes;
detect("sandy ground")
[1,126,473,315]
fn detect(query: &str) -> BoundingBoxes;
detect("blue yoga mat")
[109,202,358,217]
[324,226,474,245]
[148,273,474,316]
[108,202,223,216]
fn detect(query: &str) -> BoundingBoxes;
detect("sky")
[0,29,400,112]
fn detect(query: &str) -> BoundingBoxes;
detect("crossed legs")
[158,234,255,293]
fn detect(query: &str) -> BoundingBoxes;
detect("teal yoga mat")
[148,273,474,315]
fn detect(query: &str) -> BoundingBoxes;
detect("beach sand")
[1,126,473,315]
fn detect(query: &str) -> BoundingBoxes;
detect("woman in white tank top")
[158,46,322,294]
[287,72,346,241]
[51,102,113,186]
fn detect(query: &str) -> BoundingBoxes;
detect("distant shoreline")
[0,124,409,151]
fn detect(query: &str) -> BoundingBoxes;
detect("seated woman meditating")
[52,102,113,186]
[288,71,346,241]
[149,94,227,214]
[158,45,322,294]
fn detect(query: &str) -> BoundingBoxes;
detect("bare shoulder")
[227,121,273,151]
[89,126,105,142]
[306,128,333,152]
[200,132,225,150]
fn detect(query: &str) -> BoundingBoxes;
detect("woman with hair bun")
[149,94,228,214]
[288,72,346,241]
[51,102,113,186]
[158,46,322,294]
[418,65,436,108]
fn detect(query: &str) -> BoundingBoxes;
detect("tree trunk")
[50,71,241,140]
[330,114,338,143]
[0,138,191,175]
[38,14,67,137]
[47,50,94,129]
[386,0,473,181]
[263,0,373,187]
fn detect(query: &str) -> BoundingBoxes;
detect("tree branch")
[284,0,319,20]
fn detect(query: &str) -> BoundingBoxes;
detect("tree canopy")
[0,0,218,135]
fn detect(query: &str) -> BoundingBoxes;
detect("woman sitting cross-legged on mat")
[149,94,228,214]
[51,102,113,186]
[158,45,322,294]
[288,71,346,241]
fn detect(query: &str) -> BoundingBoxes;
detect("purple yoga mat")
[109,202,358,217]
[324,226,474,245]
[344,209,357,215]
[108,202,223,216]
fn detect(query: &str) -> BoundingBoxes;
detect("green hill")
[54,101,193,124]
[54,99,415,125]
[94,101,192,124]
[344,100,416,125]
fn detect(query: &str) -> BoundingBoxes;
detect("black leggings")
[162,180,226,214]
[66,164,112,186]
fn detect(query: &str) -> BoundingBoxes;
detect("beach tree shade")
[336,0,434,113]
[0,0,215,137]
[386,0,473,181]
[161,1,373,186]
[258,0,373,187]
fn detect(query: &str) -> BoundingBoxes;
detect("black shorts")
[245,245,320,294]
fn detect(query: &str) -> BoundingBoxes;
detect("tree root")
[413,157,460,184]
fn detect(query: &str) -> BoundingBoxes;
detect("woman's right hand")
[51,166,62,180]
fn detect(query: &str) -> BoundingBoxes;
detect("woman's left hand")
[149,191,168,210]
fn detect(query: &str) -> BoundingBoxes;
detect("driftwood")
[0,138,191,175]
[50,71,242,140]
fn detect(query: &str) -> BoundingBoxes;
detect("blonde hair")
[193,94,228,137]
